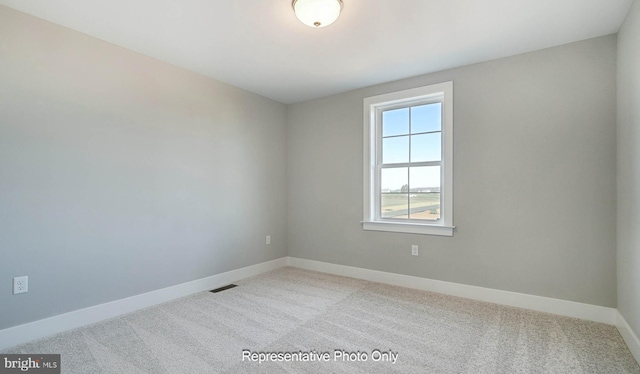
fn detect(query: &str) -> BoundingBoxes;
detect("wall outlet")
[266,235,271,245]
[13,276,28,294]
[411,245,419,256]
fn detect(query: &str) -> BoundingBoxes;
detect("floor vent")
[209,284,238,293]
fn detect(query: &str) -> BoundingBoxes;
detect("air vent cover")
[209,284,237,293]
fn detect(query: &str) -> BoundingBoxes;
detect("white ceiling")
[0,0,633,104]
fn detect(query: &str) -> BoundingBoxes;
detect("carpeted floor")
[4,267,639,373]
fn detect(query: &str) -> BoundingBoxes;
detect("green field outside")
[381,193,440,220]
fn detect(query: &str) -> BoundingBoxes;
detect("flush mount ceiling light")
[292,0,343,28]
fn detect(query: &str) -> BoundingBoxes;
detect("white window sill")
[362,221,454,236]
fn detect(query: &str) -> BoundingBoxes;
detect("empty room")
[1,0,639,373]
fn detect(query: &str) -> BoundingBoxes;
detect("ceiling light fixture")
[292,0,343,28]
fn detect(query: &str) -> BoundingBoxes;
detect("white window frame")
[362,81,454,236]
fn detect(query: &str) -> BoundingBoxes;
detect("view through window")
[380,103,442,221]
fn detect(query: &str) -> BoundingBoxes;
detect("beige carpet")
[4,267,639,373]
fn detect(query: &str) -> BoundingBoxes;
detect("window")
[363,82,454,236]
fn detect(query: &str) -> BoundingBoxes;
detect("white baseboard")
[286,257,617,325]
[0,257,288,351]
[617,311,640,364]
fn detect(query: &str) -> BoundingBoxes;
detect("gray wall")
[617,0,640,339]
[287,35,618,307]
[0,6,287,330]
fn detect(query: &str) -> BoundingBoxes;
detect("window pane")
[382,108,409,137]
[409,166,441,220]
[381,168,408,218]
[409,193,440,220]
[411,103,441,133]
[382,194,409,218]
[411,133,441,162]
[409,166,440,191]
[381,167,408,192]
[382,136,409,164]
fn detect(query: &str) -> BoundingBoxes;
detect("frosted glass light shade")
[293,0,343,28]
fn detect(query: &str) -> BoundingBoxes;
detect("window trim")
[362,82,454,236]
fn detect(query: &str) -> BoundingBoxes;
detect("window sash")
[375,162,443,222]
[374,99,444,223]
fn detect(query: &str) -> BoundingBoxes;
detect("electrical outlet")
[411,245,419,256]
[266,235,271,245]
[13,276,28,294]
